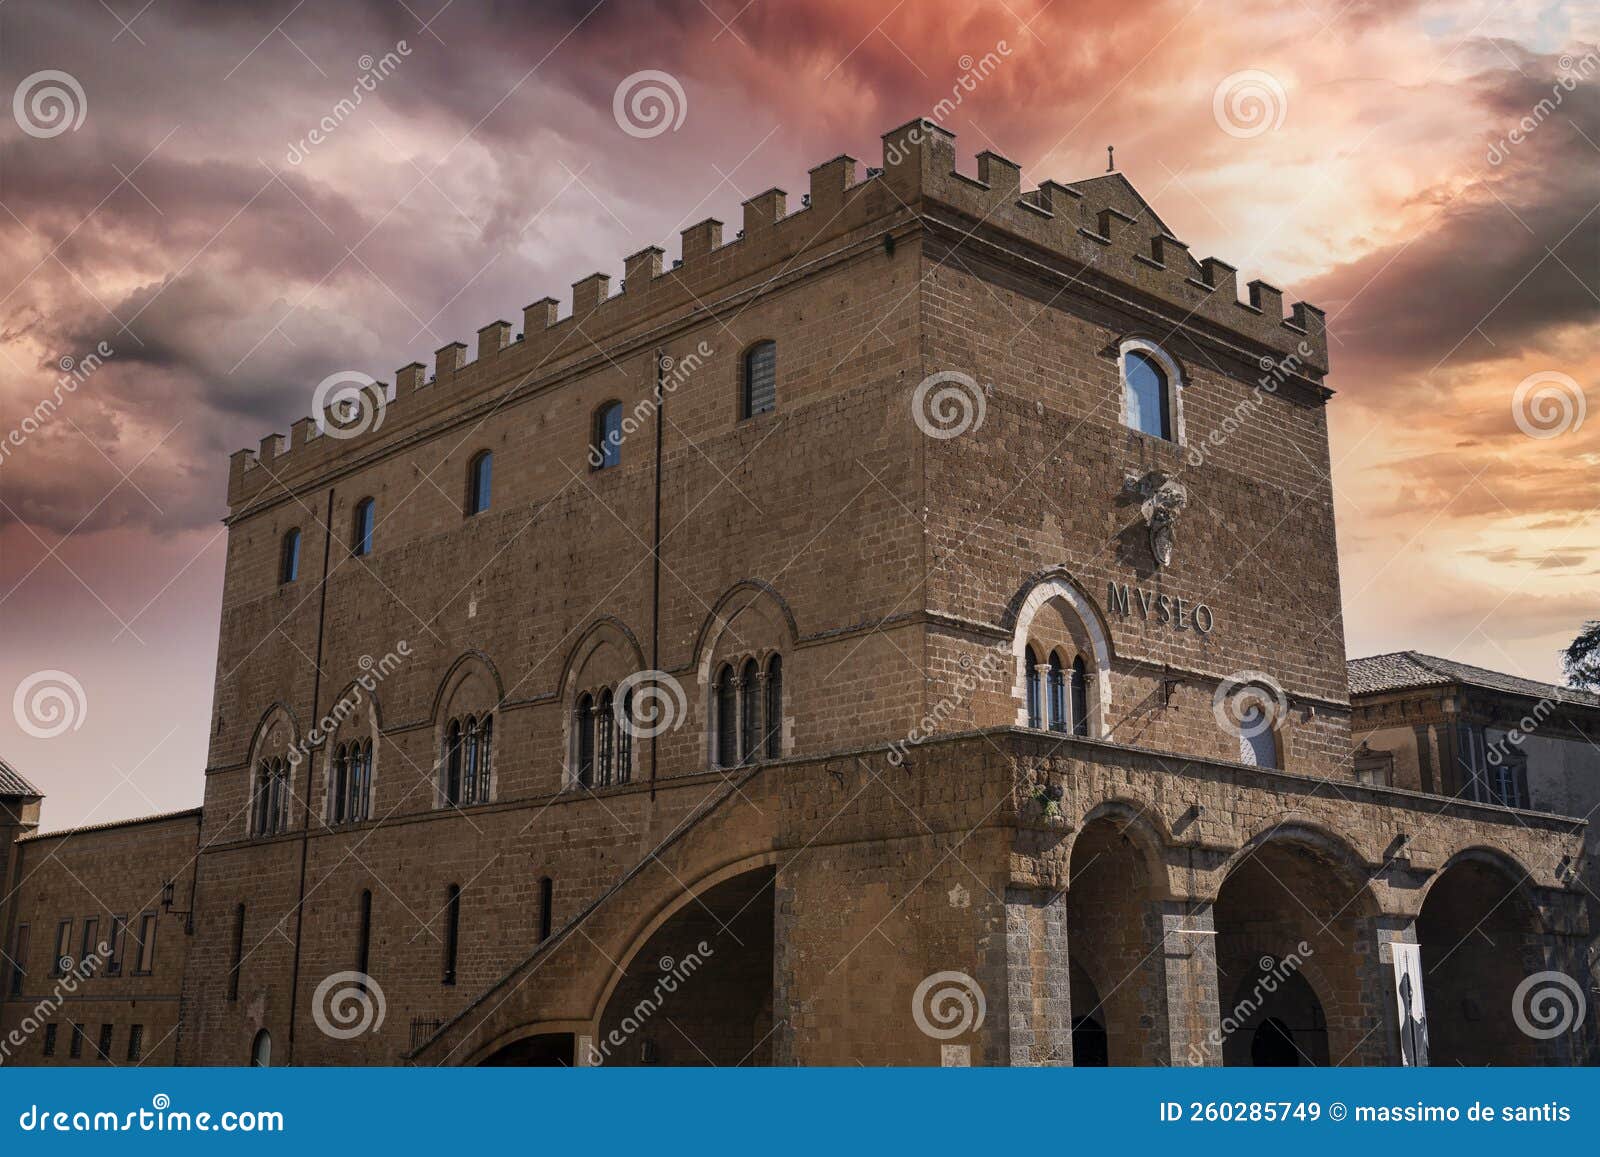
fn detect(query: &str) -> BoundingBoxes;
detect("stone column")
[1158,899,1222,1066]
[1005,885,1071,1066]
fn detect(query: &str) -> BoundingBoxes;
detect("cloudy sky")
[1,0,1595,828]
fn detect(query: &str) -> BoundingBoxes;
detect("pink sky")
[1,0,1596,828]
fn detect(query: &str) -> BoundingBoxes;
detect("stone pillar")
[1005,885,1071,1066]
[1158,899,1222,1066]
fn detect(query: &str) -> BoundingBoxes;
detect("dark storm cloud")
[1309,43,1600,390]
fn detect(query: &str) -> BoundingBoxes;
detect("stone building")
[1,121,1593,1067]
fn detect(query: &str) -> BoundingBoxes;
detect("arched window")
[354,741,372,820]
[1024,646,1042,730]
[1121,344,1176,441]
[466,451,493,515]
[742,341,777,419]
[715,665,737,769]
[331,744,350,824]
[442,719,464,805]
[617,688,633,784]
[1047,653,1067,732]
[442,716,490,805]
[592,402,623,470]
[253,758,289,836]
[575,694,595,787]
[740,658,761,764]
[250,1029,272,1067]
[596,692,616,785]
[1237,704,1280,769]
[279,529,300,584]
[764,654,783,759]
[1070,657,1089,737]
[352,497,375,556]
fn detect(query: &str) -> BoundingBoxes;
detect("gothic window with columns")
[571,687,634,788]
[440,714,493,807]
[1025,646,1042,729]
[251,757,290,836]
[329,739,372,824]
[713,654,784,768]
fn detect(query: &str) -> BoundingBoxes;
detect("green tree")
[1562,620,1600,690]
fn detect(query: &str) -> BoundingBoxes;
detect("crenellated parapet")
[227,119,1329,512]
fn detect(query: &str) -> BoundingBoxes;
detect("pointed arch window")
[352,497,375,556]
[279,529,300,584]
[742,341,776,418]
[575,694,596,787]
[466,451,493,516]
[617,688,634,783]
[252,757,290,836]
[715,665,738,769]
[764,654,783,759]
[739,658,761,764]
[442,715,491,806]
[1024,646,1043,730]
[596,694,616,785]
[1070,657,1089,737]
[1047,653,1067,732]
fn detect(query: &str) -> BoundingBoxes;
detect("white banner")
[1392,941,1429,1066]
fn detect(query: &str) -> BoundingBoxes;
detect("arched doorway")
[1067,815,1165,1064]
[1213,834,1380,1066]
[594,866,775,1066]
[1417,855,1543,1065]
[480,1032,575,1066]
[1221,966,1328,1066]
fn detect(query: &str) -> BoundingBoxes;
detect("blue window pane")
[594,403,622,469]
[1123,349,1171,440]
[353,499,374,556]
[280,530,300,583]
[469,452,492,514]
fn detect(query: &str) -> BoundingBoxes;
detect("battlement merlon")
[225,118,1329,513]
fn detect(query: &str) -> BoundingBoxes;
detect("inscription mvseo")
[1107,582,1215,634]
